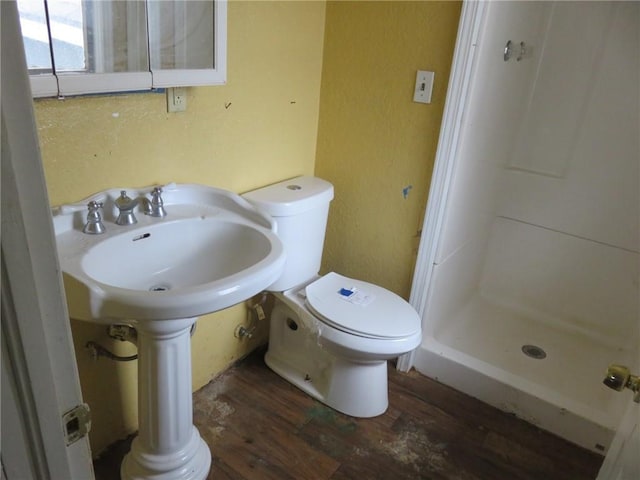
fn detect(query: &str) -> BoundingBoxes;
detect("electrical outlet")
[167,87,187,112]
[413,70,434,104]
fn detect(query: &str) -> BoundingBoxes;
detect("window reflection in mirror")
[47,0,86,71]
[18,0,150,74]
[147,1,214,70]
[81,0,149,74]
[17,0,53,72]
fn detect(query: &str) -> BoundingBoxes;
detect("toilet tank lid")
[242,176,334,217]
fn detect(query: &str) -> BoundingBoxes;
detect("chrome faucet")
[83,201,106,234]
[144,187,167,218]
[115,191,139,226]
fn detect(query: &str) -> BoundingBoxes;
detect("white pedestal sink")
[52,183,285,480]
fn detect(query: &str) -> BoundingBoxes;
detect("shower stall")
[410,1,638,454]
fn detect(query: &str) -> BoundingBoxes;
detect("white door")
[1,1,94,478]
[597,401,639,480]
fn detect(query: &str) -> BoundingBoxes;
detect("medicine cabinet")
[17,0,227,97]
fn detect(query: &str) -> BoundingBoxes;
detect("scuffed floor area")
[94,348,602,479]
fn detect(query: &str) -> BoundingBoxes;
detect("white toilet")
[243,176,422,417]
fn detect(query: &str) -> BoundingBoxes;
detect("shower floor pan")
[413,294,634,454]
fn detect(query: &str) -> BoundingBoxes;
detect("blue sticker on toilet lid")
[305,272,421,339]
[339,287,355,297]
[337,286,375,307]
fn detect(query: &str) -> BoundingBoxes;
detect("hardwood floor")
[94,348,603,479]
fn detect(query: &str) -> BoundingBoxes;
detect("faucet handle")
[145,186,167,218]
[87,200,103,213]
[83,201,106,234]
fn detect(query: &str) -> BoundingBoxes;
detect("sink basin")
[53,183,286,322]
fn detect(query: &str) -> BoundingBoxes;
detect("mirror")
[16,0,225,97]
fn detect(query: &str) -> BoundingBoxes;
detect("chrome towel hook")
[504,40,527,62]
[504,40,513,61]
[517,41,527,61]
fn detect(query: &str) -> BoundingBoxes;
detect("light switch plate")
[413,70,434,104]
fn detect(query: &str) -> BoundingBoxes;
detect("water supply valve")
[108,324,138,344]
[235,293,268,340]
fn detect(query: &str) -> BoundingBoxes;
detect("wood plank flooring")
[94,348,603,479]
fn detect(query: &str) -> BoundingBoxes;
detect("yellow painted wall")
[315,1,461,298]
[34,1,327,456]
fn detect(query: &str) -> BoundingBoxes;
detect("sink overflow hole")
[149,284,170,292]
[522,344,546,359]
[133,233,151,242]
[286,318,298,331]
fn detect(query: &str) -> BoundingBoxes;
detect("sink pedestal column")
[121,317,211,480]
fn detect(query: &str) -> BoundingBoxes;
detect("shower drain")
[521,344,547,360]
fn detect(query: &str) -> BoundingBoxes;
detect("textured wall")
[315,1,461,298]
[34,1,326,456]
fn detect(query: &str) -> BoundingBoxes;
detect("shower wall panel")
[480,217,638,347]
[478,1,640,341]
[498,1,639,251]
[431,2,548,267]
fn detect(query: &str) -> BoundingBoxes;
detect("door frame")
[1,1,94,478]
[401,0,487,372]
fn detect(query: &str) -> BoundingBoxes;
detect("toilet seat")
[304,272,421,340]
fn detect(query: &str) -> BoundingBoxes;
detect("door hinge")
[62,403,91,446]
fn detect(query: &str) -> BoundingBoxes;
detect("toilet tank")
[242,176,334,291]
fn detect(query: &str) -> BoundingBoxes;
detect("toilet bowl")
[243,176,422,417]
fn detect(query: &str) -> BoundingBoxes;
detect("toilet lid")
[304,272,421,339]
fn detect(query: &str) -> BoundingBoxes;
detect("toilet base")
[265,349,389,418]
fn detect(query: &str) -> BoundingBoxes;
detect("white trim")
[596,400,640,479]
[409,0,487,316]
[1,325,41,480]
[151,0,227,88]
[29,74,58,98]
[395,353,413,373]
[146,0,161,71]
[213,0,228,83]
[404,1,487,371]
[151,68,226,88]
[57,71,152,95]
